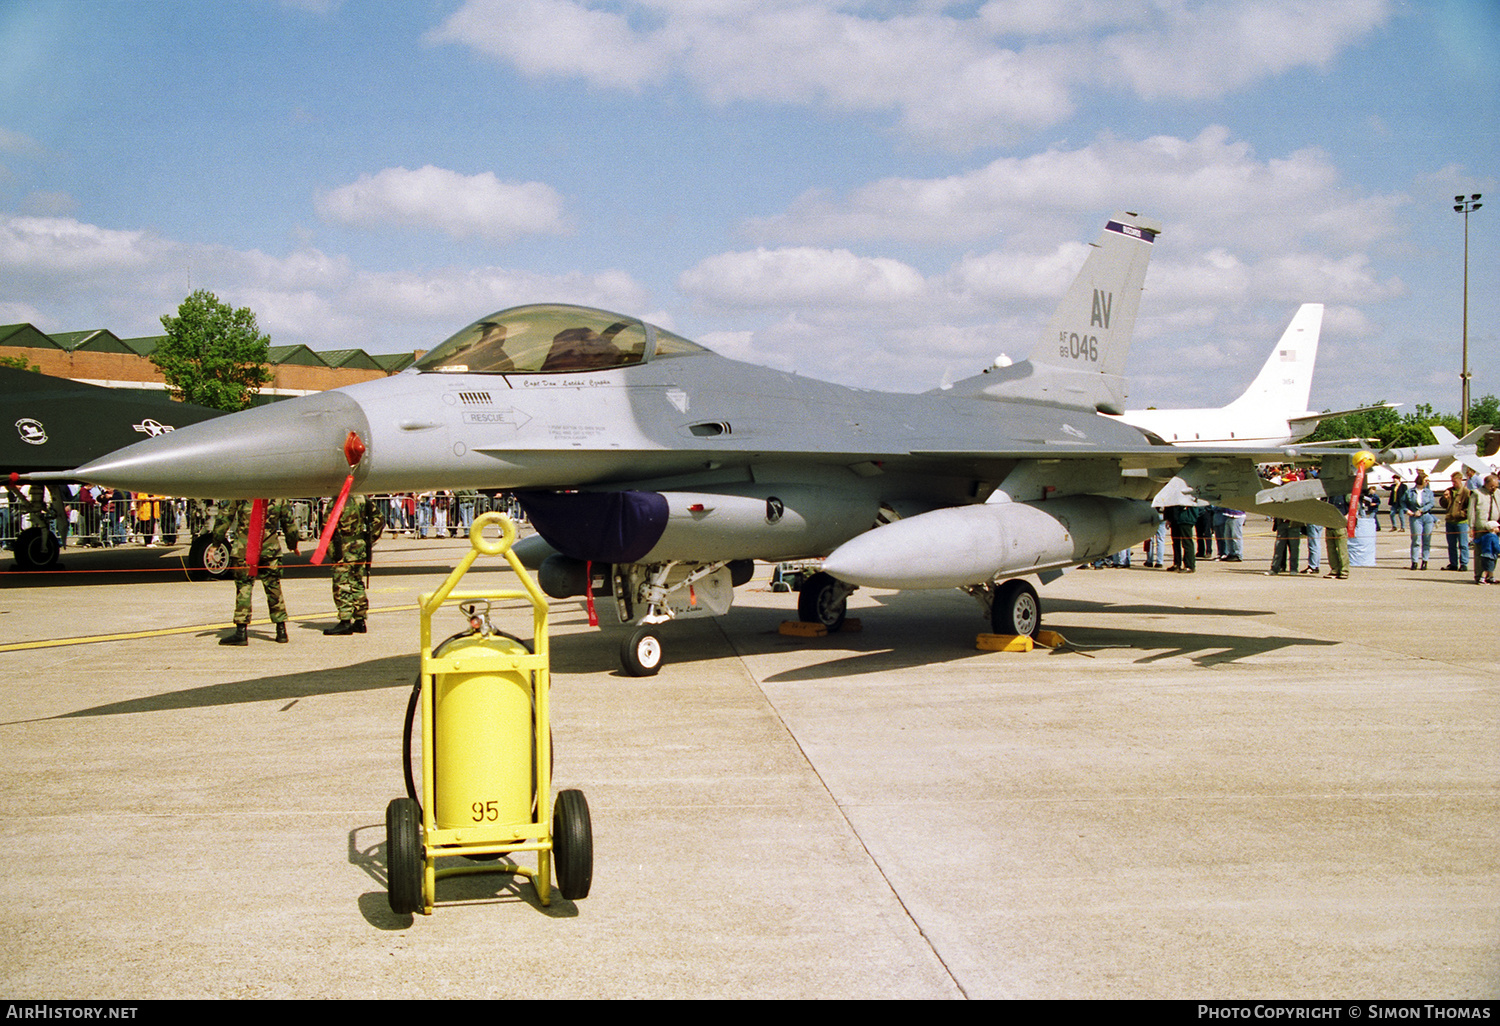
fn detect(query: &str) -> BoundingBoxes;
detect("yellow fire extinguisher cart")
[386,512,593,915]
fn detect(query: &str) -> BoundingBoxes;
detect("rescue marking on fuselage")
[461,408,531,429]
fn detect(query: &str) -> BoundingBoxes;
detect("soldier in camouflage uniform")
[324,494,383,635]
[215,498,299,645]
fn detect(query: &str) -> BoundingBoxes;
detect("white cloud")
[0,299,47,326]
[1099,0,1392,100]
[0,212,647,353]
[747,127,1407,253]
[316,165,570,243]
[948,242,1093,303]
[0,215,165,274]
[429,1,1393,150]
[344,266,649,325]
[678,247,927,308]
[1147,249,1403,307]
[0,127,46,156]
[426,0,674,91]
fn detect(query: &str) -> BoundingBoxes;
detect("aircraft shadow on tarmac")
[0,547,498,588]
[347,824,578,930]
[23,587,1334,723]
[540,587,1331,681]
[19,653,419,722]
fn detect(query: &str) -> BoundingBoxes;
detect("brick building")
[1,323,417,400]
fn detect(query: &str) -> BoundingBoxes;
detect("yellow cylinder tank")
[432,635,535,831]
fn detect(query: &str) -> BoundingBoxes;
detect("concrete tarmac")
[1,520,1496,999]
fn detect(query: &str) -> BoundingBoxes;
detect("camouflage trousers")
[331,562,368,620]
[232,564,288,625]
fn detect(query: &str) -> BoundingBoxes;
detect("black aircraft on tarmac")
[3,367,223,568]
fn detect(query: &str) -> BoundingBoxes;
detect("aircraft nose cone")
[74,391,372,498]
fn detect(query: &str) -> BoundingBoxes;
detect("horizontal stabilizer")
[1286,402,1398,435]
[1237,497,1347,530]
[1152,457,1346,528]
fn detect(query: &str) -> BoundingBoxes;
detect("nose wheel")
[620,626,663,677]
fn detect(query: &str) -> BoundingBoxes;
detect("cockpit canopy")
[414,303,707,375]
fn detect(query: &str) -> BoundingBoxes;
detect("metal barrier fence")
[1,493,526,549]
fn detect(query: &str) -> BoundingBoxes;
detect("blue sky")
[1,0,1496,413]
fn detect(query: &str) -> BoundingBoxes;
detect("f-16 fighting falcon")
[35,212,1385,675]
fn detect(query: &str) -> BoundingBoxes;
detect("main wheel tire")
[553,789,593,901]
[13,527,60,570]
[187,534,232,582]
[386,797,424,915]
[620,627,663,677]
[992,579,1041,638]
[797,571,847,630]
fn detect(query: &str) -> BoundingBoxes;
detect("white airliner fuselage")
[1113,304,1361,448]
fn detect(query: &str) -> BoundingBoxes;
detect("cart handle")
[469,510,518,557]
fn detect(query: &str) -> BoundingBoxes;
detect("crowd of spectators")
[6,474,1497,584]
[0,485,527,551]
[1079,460,1499,581]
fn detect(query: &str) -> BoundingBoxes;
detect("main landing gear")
[186,533,232,581]
[980,578,1041,637]
[11,526,61,570]
[609,562,1041,674]
[796,571,853,631]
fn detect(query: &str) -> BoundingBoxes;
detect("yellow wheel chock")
[385,512,592,916]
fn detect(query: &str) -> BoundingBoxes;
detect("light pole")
[1454,193,1482,435]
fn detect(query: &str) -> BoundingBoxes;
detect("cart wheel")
[620,627,663,676]
[553,789,593,900]
[386,797,424,914]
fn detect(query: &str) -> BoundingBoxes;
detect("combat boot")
[275,622,289,644]
[353,619,367,634]
[324,620,355,636]
[219,624,248,646]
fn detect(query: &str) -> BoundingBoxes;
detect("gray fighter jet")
[47,212,1354,674]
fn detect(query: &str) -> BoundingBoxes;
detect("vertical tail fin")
[952,211,1160,413]
[1224,303,1323,415]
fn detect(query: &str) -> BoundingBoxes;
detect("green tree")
[0,354,41,372]
[1468,394,1500,431]
[1307,400,1482,451]
[151,290,272,411]
[1306,403,1402,445]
